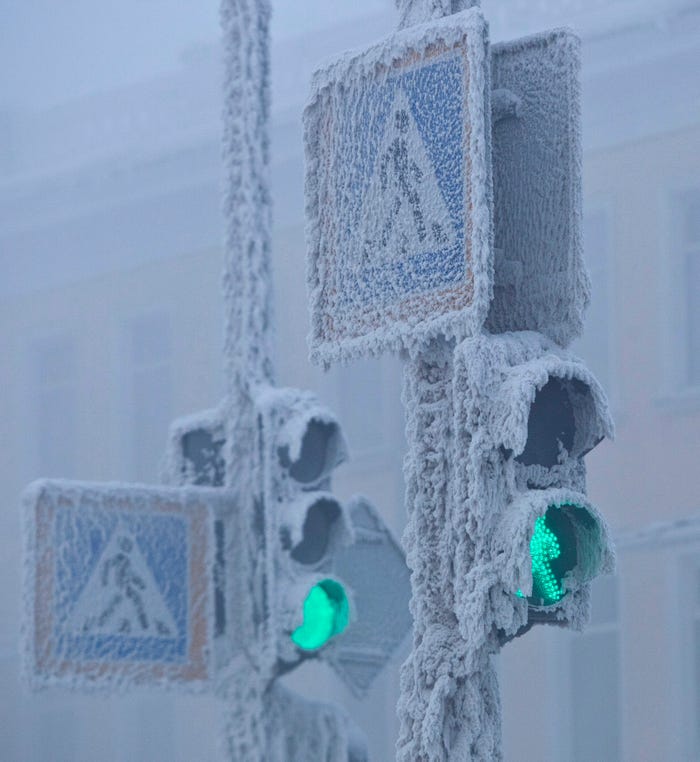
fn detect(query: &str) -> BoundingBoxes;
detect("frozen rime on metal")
[487,30,589,347]
[345,3,611,761]
[305,16,591,367]
[221,0,274,391]
[161,404,227,487]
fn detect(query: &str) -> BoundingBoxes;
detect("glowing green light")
[517,506,578,607]
[291,579,349,651]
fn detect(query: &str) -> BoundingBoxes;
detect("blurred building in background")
[1,1,699,759]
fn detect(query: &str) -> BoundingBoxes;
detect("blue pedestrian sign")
[305,9,493,365]
[23,480,229,690]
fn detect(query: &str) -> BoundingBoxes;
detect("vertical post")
[221,0,275,394]
[392,4,501,761]
[395,0,479,29]
[397,348,502,761]
[218,1,274,760]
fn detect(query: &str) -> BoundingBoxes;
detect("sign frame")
[305,8,493,366]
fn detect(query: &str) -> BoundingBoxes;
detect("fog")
[1,0,699,759]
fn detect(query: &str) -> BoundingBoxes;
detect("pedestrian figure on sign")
[96,536,149,631]
[378,107,428,249]
[361,90,453,267]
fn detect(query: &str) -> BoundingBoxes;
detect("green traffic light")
[517,505,578,607]
[291,579,349,651]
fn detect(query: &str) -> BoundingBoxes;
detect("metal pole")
[395,0,479,29]
[218,1,274,759]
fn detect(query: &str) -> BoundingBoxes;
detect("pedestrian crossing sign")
[23,480,226,690]
[305,9,493,365]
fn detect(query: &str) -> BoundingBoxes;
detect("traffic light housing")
[254,386,355,668]
[452,330,615,644]
[163,404,227,487]
[164,391,412,695]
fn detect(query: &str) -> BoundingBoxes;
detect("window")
[569,574,621,761]
[32,334,77,478]
[127,313,173,483]
[573,209,613,396]
[680,188,700,387]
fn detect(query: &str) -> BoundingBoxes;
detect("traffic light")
[254,386,354,667]
[162,404,226,487]
[164,390,412,691]
[452,331,615,643]
[164,387,412,757]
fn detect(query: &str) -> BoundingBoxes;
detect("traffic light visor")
[281,492,351,567]
[278,416,348,486]
[492,359,614,463]
[291,579,350,651]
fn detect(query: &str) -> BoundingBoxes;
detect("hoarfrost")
[217,1,276,757]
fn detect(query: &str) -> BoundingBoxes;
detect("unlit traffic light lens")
[517,505,577,606]
[291,579,349,651]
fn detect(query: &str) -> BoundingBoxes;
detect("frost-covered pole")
[397,356,501,762]
[396,0,478,29]
[221,0,274,392]
[394,1,502,760]
[218,0,274,759]
[397,345,500,761]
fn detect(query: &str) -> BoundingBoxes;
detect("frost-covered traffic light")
[452,331,615,642]
[255,387,354,664]
[165,389,412,696]
[163,388,412,758]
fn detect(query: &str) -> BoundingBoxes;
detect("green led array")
[517,506,578,607]
[291,579,349,651]
[529,515,565,605]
